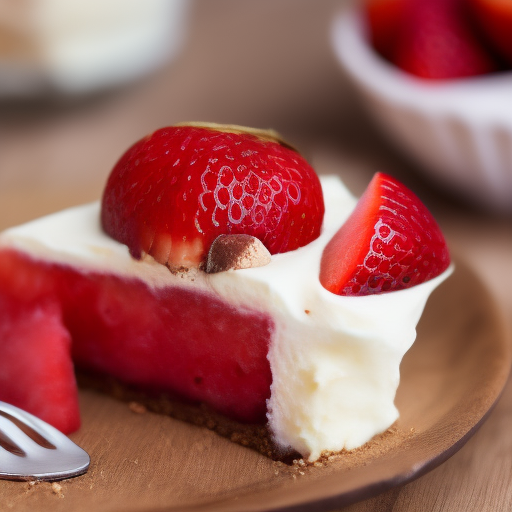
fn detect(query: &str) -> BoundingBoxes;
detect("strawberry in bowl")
[365,0,502,79]
[332,1,512,214]
[0,123,451,461]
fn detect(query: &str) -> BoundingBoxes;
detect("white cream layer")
[0,176,451,460]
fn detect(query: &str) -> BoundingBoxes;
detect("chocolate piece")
[206,234,271,274]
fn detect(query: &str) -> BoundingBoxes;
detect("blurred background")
[0,0,511,509]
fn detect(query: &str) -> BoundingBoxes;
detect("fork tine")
[0,414,46,454]
[0,402,60,446]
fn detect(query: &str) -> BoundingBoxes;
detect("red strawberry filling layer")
[0,248,273,432]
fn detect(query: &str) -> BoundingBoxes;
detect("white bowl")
[0,0,189,97]
[331,7,512,213]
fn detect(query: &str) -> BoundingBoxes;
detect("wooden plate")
[2,258,511,512]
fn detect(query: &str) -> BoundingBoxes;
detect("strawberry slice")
[469,0,512,65]
[101,123,325,271]
[320,173,450,296]
[0,293,80,433]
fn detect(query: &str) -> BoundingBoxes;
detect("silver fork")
[0,401,90,481]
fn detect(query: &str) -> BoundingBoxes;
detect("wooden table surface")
[1,1,511,511]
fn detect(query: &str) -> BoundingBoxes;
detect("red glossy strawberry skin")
[0,275,80,433]
[101,125,325,270]
[365,0,498,79]
[469,0,512,65]
[320,173,450,296]
[0,248,273,426]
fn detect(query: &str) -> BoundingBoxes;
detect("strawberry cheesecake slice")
[0,124,451,461]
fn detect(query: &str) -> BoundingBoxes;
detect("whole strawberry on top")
[101,123,325,272]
